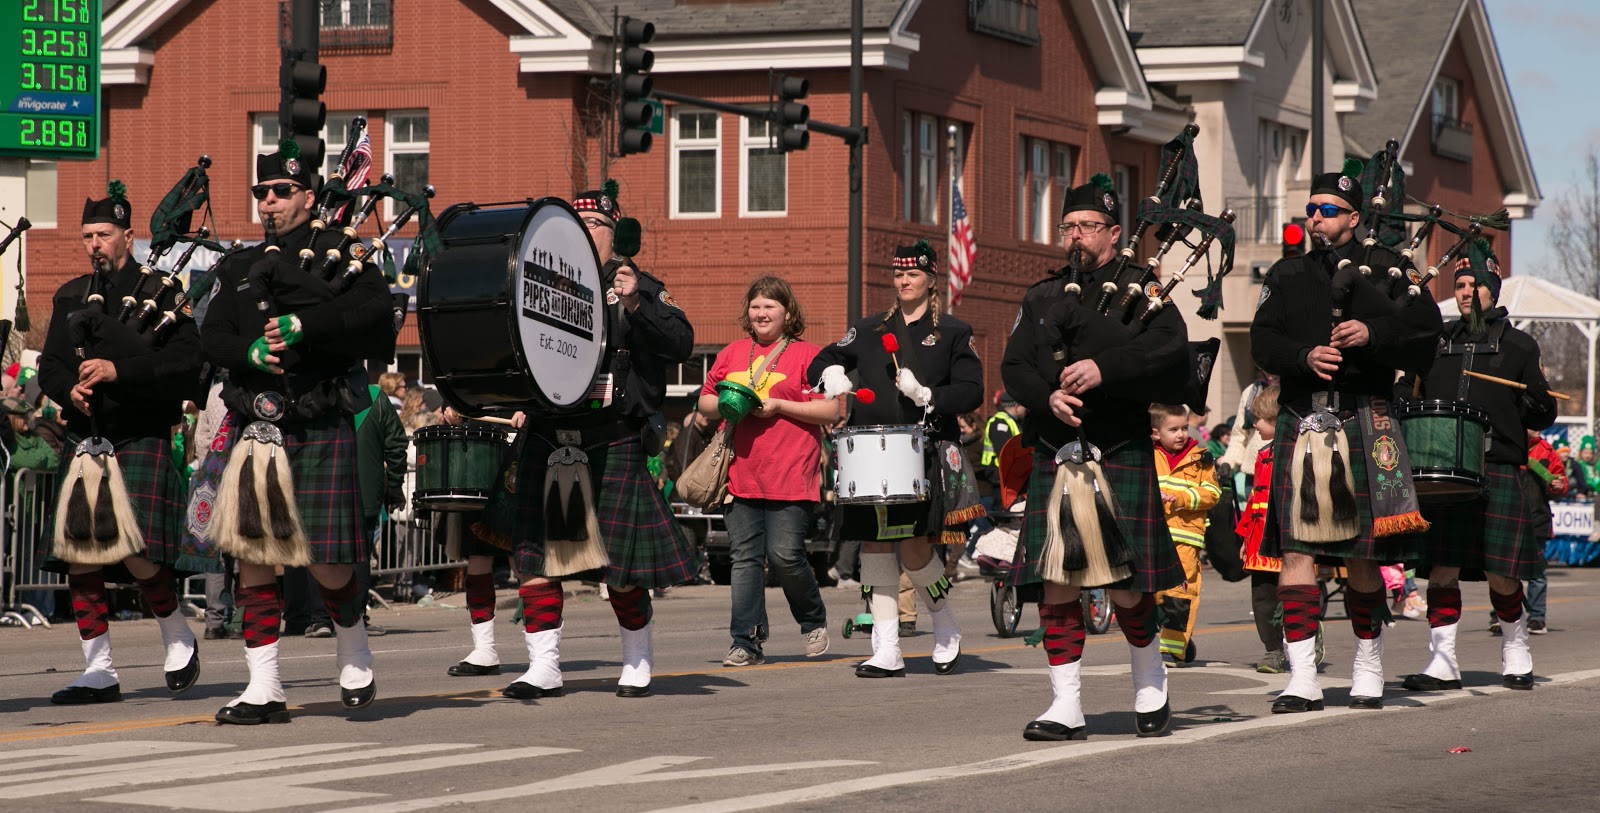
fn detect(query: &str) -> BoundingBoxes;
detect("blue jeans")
[725,498,827,653]
[1526,572,1548,623]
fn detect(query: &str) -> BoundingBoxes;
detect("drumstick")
[475,415,520,426]
[1462,369,1572,401]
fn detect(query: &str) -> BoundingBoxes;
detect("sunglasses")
[251,183,305,201]
[1305,203,1354,219]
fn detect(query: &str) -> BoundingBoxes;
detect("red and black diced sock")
[68,570,110,641]
[1278,584,1322,644]
[1490,585,1525,623]
[238,583,283,648]
[520,581,564,634]
[1038,601,1085,666]
[1427,585,1462,628]
[1345,586,1386,640]
[318,573,363,628]
[133,566,179,618]
[607,586,653,631]
[466,573,496,625]
[1113,592,1159,648]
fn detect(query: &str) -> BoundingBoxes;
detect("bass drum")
[420,198,607,415]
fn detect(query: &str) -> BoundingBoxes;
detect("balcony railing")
[1225,195,1290,245]
[1432,114,1473,163]
[279,0,394,52]
[969,0,1039,46]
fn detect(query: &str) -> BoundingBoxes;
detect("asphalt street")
[2,567,1597,812]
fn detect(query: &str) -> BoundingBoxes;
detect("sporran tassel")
[236,446,264,540]
[62,464,93,542]
[1328,432,1358,524]
[1296,434,1320,524]
[264,446,295,539]
[540,445,610,578]
[91,460,117,543]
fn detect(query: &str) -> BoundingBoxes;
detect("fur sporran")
[1289,411,1359,543]
[1040,442,1133,588]
[540,445,609,577]
[51,438,146,565]
[212,421,310,566]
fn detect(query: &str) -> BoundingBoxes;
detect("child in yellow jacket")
[1152,403,1222,666]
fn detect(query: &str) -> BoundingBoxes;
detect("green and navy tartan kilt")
[1263,410,1418,563]
[511,433,699,589]
[1006,441,1183,594]
[1416,463,1540,580]
[41,434,214,574]
[275,414,366,565]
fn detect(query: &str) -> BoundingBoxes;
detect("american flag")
[333,127,373,221]
[948,182,976,305]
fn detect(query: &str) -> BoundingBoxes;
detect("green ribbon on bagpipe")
[313,180,440,282]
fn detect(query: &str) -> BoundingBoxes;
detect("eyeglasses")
[580,217,614,230]
[1057,221,1113,236]
[251,183,305,201]
[1305,203,1354,219]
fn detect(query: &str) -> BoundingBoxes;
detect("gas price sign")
[1,0,100,159]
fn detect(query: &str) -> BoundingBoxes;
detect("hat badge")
[284,157,301,176]
[599,195,612,212]
[1337,176,1353,192]
[113,204,126,221]
[1103,193,1115,211]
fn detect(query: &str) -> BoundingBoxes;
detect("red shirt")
[702,337,824,503]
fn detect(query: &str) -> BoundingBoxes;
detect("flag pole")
[945,123,957,315]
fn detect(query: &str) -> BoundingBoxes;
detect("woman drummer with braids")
[807,240,984,678]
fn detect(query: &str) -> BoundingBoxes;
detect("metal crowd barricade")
[5,469,61,628]
[368,511,465,602]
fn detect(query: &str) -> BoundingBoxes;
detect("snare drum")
[832,424,930,504]
[1395,400,1489,502]
[419,198,608,415]
[413,425,511,511]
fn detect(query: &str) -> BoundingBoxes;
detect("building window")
[741,118,786,216]
[323,0,388,27]
[902,114,913,221]
[322,113,368,180]
[25,160,58,229]
[1112,164,1133,239]
[1430,76,1472,162]
[1017,136,1074,244]
[386,111,429,219]
[672,110,720,218]
[917,115,939,224]
[1432,77,1460,124]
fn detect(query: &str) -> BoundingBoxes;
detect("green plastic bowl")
[716,380,762,424]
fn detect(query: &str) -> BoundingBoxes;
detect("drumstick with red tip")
[854,388,876,404]
[881,334,900,371]
[1461,370,1572,400]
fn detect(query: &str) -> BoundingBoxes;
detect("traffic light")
[776,75,809,153]
[618,17,656,156]
[1281,220,1306,259]
[279,51,327,170]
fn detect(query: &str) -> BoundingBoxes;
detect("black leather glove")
[1519,388,1555,417]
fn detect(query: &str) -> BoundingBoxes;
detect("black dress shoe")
[341,680,376,709]
[50,684,122,705]
[1349,696,1383,709]
[1502,673,1535,690]
[502,681,563,700]
[1023,720,1088,741]
[855,663,905,678]
[1135,702,1171,737]
[215,701,291,725]
[1270,695,1325,714]
[448,661,501,677]
[166,647,201,694]
[1401,673,1462,691]
[933,650,960,675]
[616,684,652,698]
[203,627,228,640]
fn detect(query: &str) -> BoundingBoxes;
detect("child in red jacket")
[1235,384,1286,673]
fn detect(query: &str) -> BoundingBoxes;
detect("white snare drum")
[832,424,930,505]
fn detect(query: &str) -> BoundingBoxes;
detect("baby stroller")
[978,437,1111,638]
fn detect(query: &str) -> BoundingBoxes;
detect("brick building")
[0,0,1537,420]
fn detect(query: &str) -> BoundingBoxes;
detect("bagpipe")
[1091,124,1238,327]
[50,265,146,565]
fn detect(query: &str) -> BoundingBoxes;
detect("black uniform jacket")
[39,256,205,442]
[1251,237,1441,413]
[807,309,984,443]
[201,220,392,417]
[595,266,695,426]
[1002,260,1190,451]
[1395,308,1556,465]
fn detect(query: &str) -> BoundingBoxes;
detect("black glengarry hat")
[1061,173,1119,219]
[573,179,623,224]
[1310,158,1365,212]
[257,138,314,187]
[82,180,131,229]
[893,239,937,276]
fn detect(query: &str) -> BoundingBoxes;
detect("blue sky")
[1482,0,1593,277]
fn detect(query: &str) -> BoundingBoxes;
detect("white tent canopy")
[1438,275,1600,431]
